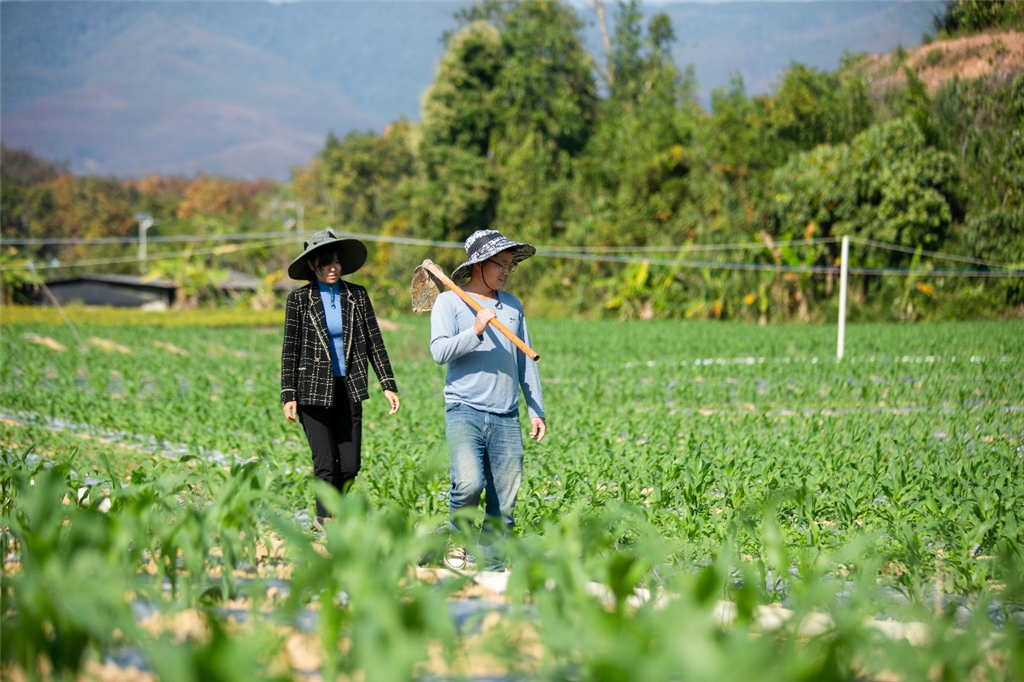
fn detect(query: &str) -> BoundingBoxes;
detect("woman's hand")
[530,417,547,442]
[384,390,401,415]
[283,401,297,422]
[473,308,496,336]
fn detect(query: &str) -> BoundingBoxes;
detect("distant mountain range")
[0,1,944,180]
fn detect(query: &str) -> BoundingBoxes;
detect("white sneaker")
[444,544,475,570]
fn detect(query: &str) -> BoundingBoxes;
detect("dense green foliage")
[768,118,963,254]
[3,0,1023,322]
[290,0,1024,321]
[931,0,1024,37]
[2,316,1023,678]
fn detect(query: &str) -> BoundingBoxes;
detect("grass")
[2,312,1023,680]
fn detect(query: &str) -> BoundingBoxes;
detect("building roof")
[44,273,177,289]
[45,272,298,291]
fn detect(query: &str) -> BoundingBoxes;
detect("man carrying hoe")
[430,229,547,571]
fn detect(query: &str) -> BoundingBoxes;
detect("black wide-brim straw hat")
[287,229,367,280]
[451,229,536,281]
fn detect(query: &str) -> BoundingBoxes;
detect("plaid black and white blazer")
[280,281,398,406]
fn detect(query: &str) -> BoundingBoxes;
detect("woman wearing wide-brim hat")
[280,229,400,530]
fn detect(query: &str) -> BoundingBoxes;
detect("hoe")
[411,259,539,362]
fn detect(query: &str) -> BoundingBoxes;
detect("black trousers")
[298,376,363,519]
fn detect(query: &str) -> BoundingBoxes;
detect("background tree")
[123,174,188,225]
[316,124,416,233]
[931,72,1024,309]
[176,176,271,221]
[412,19,503,250]
[767,118,963,262]
[573,6,697,246]
[608,0,644,102]
[0,144,64,244]
[489,0,598,246]
[932,0,1024,37]
[769,63,873,151]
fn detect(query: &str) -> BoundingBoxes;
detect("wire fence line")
[535,250,1024,278]
[5,231,1014,266]
[3,229,1023,278]
[2,231,304,247]
[847,237,1019,268]
[1,230,464,249]
[4,238,295,271]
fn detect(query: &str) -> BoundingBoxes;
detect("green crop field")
[2,312,1023,681]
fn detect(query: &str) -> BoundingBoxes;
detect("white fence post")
[136,213,155,275]
[837,235,849,361]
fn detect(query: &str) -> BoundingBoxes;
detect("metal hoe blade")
[411,263,443,313]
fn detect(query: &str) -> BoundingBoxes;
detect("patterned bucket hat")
[450,229,536,281]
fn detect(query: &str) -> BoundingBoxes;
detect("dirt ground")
[854,29,1024,96]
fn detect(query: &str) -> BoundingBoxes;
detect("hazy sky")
[1,0,945,178]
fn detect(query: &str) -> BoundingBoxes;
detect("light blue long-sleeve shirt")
[430,289,544,420]
[316,279,346,377]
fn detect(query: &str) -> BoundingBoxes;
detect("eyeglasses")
[486,259,517,274]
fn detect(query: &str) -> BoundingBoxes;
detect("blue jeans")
[446,403,524,538]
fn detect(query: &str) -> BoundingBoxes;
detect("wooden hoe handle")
[421,260,540,362]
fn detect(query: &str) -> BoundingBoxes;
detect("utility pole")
[135,212,155,274]
[281,201,304,233]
